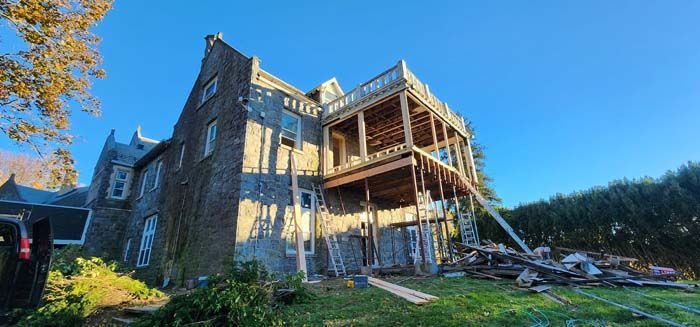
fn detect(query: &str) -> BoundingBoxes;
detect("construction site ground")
[278,277,700,326]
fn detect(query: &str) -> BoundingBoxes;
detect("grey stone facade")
[78,35,424,286]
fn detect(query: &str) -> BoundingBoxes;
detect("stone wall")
[120,152,168,286]
[156,40,253,285]
[235,70,323,274]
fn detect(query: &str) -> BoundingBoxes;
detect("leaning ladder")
[458,202,480,246]
[415,192,435,264]
[312,184,347,277]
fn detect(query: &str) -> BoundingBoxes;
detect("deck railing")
[323,60,467,135]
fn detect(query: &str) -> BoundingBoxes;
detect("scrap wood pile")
[447,242,697,290]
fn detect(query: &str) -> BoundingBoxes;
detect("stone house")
[77,33,481,286]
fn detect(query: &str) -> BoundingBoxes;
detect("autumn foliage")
[0,0,112,187]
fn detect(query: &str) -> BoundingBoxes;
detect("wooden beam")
[454,137,466,177]
[400,91,413,147]
[322,126,330,175]
[358,111,367,162]
[364,178,373,266]
[441,121,453,167]
[410,161,427,265]
[289,153,307,281]
[465,137,479,185]
[324,156,414,189]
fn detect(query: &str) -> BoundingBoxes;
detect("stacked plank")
[367,277,438,305]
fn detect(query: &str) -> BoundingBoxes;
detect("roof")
[0,175,88,206]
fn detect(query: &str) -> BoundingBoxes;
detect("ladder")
[415,192,435,264]
[425,192,447,262]
[458,201,480,246]
[312,184,347,277]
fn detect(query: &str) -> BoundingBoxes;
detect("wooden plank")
[324,156,414,188]
[322,126,330,174]
[369,280,429,305]
[574,289,685,327]
[290,153,308,281]
[368,277,439,301]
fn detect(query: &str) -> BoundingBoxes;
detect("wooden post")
[454,137,466,177]
[289,153,307,281]
[429,114,453,261]
[364,178,373,266]
[358,111,368,162]
[410,163,426,264]
[441,123,453,167]
[322,126,330,174]
[399,91,413,148]
[465,137,479,185]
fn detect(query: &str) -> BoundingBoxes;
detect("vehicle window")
[0,223,16,247]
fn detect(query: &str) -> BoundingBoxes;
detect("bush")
[135,259,314,327]
[15,247,163,327]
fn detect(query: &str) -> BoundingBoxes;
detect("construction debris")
[446,242,697,289]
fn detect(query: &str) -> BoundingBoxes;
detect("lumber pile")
[446,242,696,289]
[367,277,438,305]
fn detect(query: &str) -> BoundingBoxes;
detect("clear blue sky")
[3,0,700,207]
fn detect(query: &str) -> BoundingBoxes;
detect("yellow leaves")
[1,0,112,188]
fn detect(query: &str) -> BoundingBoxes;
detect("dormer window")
[202,77,217,103]
[137,144,144,150]
[110,168,130,199]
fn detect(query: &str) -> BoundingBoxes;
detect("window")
[123,238,132,262]
[137,215,157,267]
[281,111,301,149]
[286,189,315,255]
[204,120,217,156]
[138,169,149,198]
[152,161,163,190]
[177,143,185,169]
[201,77,217,103]
[110,168,130,199]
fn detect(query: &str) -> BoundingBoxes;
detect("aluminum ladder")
[312,184,347,277]
[414,192,435,264]
[458,201,480,247]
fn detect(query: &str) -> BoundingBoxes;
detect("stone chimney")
[204,32,223,57]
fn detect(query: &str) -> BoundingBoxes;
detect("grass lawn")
[279,277,700,326]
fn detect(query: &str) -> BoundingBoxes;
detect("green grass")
[279,277,700,326]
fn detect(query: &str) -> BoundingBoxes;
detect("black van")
[0,215,52,320]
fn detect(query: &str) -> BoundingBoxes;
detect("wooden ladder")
[312,184,347,277]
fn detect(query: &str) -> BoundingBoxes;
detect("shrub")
[135,259,314,327]
[15,247,163,327]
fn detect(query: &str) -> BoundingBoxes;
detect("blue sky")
[2,1,700,207]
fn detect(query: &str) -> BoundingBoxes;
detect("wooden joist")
[367,277,438,305]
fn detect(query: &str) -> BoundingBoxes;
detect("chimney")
[204,32,223,57]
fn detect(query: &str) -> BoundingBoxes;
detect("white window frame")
[201,77,217,103]
[110,168,130,199]
[177,143,185,169]
[137,215,157,267]
[138,169,149,198]
[286,188,315,255]
[151,161,163,190]
[280,110,302,150]
[204,120,217,156]
[123,238,132,262]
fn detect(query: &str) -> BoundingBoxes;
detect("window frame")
[201,76,217,104]
[280,110,302,150]
[331,132,347,167]
[285,188,315,256]
[123,238,132,262]
[138,169,149,199]
[110,168,130,199]
[151,161,163,190]
[136,215,157,267]
[204,120,217,157]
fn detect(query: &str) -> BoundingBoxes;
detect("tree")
[0,149,51,188]
[0,0,112,188]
